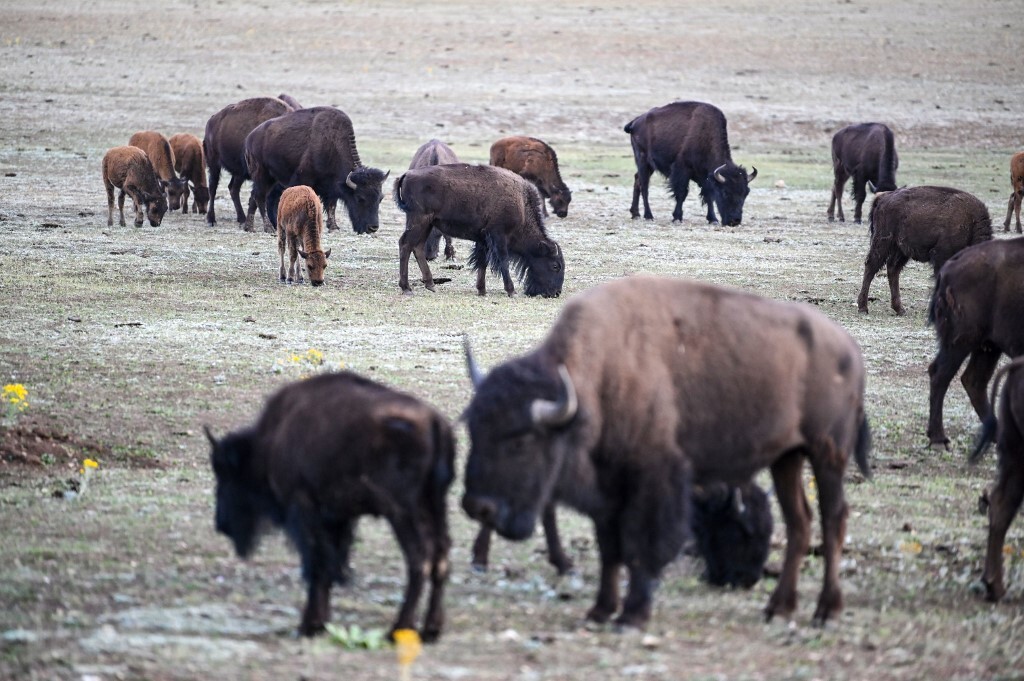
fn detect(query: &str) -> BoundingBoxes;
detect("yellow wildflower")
[83,459,99,469]
[394,628,422,679]
[2,384,28,410]
[305,348,324,365]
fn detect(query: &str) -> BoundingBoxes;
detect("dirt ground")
[1,0,1023,679]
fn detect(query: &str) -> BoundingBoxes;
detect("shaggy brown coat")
[489,136,572,218]
[1003,151,1024,233]
[128,131,188,211]
[101,146,168,228]
[168,133,210,215]
[277,185,331,286]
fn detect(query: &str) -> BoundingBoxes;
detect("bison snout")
[366,224,379,234]
[462,493,499,525]
[311,280,324,287]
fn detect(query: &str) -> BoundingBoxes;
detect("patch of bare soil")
[0,420,109,468]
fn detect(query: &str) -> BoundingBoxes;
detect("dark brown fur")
[857,185,992,315]
[1003,151,1024,233]
[277,185,331,286]
[168,133,210,215]
[206,371,455,640]
[128,131,188,211]
[489,136,572,218]
[827,122,899,224]
[101,146,168,228]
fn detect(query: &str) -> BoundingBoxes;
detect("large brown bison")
[394,164,565,298]
[927,237,1024,447]
[276,185,331,286]
[203,96,296,227]
[624,101,756,226]
[168,133,210,215]
[408,139,459,262]
[128,131,189,212]
[101,146,168,228]
[827,122,899,224]
[1003,151,1024,233]
[969,356,1024,602]
[462,276,870,628]
[857,186,992,315]
[244,106,389,234]
[489,136,572,218]
[205,371,455,641]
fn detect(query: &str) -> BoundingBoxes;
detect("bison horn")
[714,164,728,184]
[463,334,485,389]
[346,171,358,190]
[747,166,758,182]
[203,424,218,448]
[530,364,578,428]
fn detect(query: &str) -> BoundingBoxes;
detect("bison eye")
[552,263,561,271]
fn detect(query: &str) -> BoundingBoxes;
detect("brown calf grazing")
[489,136,572,218]
[857,186,992,315]
[277,185,331,286]
[168,133,210,215]
[926,237,1024,446]
[101,146,168,228]
[968,356,1024,602]
[128,131,188,211]
[206,371,455,640]
[1003,151,1024,233]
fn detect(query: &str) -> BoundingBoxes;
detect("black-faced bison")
[394,164,565,298]
[462,275,870,628]
[624,101,756,226]
[101,146,168,228]
[203,96,297,227]
[206,371,455,640]
[827,122,899,224]
[927,237,1024,447]
[277,185,331,286]
[857,186,992,315]
[489,136,572,218]
[408,139,459,262]
[168,133,210,215]
[128,131,189,212]
[1004,151,1024,233]
[244,106,388,235]
[968,356,1024,602]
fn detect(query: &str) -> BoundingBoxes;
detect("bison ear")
[324,248,332,259]
[297,248,308,259]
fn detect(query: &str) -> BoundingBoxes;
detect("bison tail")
[392,173,409,213]
[866,193,881,236]
[969,412,998,465]
[854,413,873,479]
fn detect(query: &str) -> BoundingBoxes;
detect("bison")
[489,136,572,218]
[101,146,168,228]
[203,96,297,227]
[394,164,565,298]
[408,139,459,262]
[244,106,389,234]
[827,123,899,224]
[276,185,331,286]
[1003,151,1024,233]
[276,93,303,110]
[926,237,1024,447]
[205,371,455,641]
[462,275,870,628]
[857,185,992,315]
[624,101,756,226]
[128,131,188,212]
[168,133,210,215]
[968,356,1024,602]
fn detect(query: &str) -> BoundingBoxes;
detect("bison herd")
[101,94,1024,643]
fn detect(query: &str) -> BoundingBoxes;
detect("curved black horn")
[530,365,578,428]
[714,164,728,184]
[463,334,484,389]
[203,424,218,448]
[345,171,357,190]
[747,166,758,182]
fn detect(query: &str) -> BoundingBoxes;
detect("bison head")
[518,239,565,298]
[691,481,772,588]
[142,192,168,227]
[298,247,331,287]
[705,163,756,227]
[548,188,572,218]
[462,346,578,542]
[205,426,278,559]
[341,166,389,234]
[162,177,189,212]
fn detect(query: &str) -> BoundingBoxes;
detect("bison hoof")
[893,307,906,316]
[298,621,326,637]
[827,216,834,223]
[969,577,1003,602]
[585,605,615,624]
[928,438,950,451]
[401,289,414,296]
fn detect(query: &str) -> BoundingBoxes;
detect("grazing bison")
[276,185,331,286]
[168,133,210,215]
[244,106,389,234]
[129,131,188,211]
[926,237,1024,447]
[624,101,756,225]
[101,146,168,228]
[489,136,572,218]
[203,96,296,227]
[205,371,455,640]
[1003,151,1024,233]
[857,186,992,315]
[827,123,899,224]
[408,139,459,262]
[462,276,870,628]
[968,356,1024,602]
[394,164,565,298]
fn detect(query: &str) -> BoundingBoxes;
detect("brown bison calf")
[1003,151,1024,233]
[857,186,992,315]
[489,136,572,218]
[168,133,210,215]
[101,146,168,227]
[277,185,331,286]
[206,371,455,640]
[129,131,188,211]
[969,356,1024,602]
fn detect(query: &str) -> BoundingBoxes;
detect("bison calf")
[1004,151,1024,233]
[408,139,459,262]
[489,136,572,218]
[277,185,331,286]
[857,186,992,315]
[129,131,188,211]
[169,133,210,215]
[206,371,455,640]
[968,357,1024,602]
[101,146,168,227]
[827,122,898,224]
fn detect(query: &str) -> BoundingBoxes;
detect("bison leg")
[443,235,456,261]
[541,504,573,575]
[856,245,888,313]
[962,348,1002,421]
[331,518,356,586]
[421,496,452,642]
[116,189,128,227]
[399,226,434,294]
[885,252,910,315]
[180,183,190,214]
[828,170,848,222]
[206,162,221,226]
[287,503,336,636]
[290,234,303,284]
[927,345,972,446]
[485,235,516,297]
[424,228,443,261]
[978,423,1024,601]
[587,519,623,623]
[808,458,849,626]
[765,451,812,622]
[105,180,116,227]
[631,167,655,220]
[470,524,492,571]
[472,241,489,296]
[852,175,868,224]
[1004,192,1016,232]
[326,198,339,232]
[277,224,288,283]
[387,514,429,637]
[226,174,247,226]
